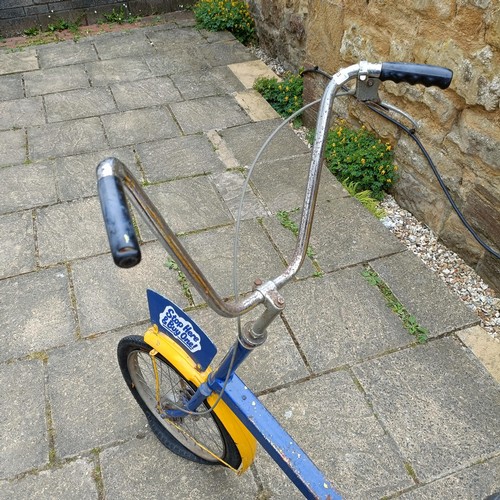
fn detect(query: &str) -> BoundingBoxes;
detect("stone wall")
[0,0,194,37]
[249,0,500,291]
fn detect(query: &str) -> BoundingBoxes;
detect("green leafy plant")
[341,179,386,219]
[253,72,303,125]
[166,258,194,304]
[193,0,255,45]
[47,18,81,36]
[317,121,398,200]
[102,5,140,24]
[361,268,428,343]
[23,26,40,37]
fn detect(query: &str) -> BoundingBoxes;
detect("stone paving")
[0,11,499,500]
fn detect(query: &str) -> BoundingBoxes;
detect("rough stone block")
[219,119,310,166]
[181,219,285,299]
[92,30,156,60]
[0,48,38,75]
[170,67,245,100]
[248,155,344,214]
[138,175,233,239]
[0,74,24,101]
[85,57,152,86]
[281,267,411,371]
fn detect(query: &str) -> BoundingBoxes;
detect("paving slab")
[188,307,309,392]
[169,95,251,134]
[0,459,98,499]
[37,40,98,69]
[0,128,26,167]
[144,47,211,76]
[219,119,311,166]
[210,169,269,220]
[28,117,108,160]
[198,40,257,67]
[0,267,76,362]
[147,26,206,48]
[180,219,286,300]
[99,434,259,500]
[136,134,225,182]
[370,251,479,336]
[280,267,411,372]
[0,211,36,279]
[110,76,182,111]
[399,455,500,499]
[250,155,345,213]
[48,329,145,458]
[101,107,180,147]
[255,370,413,499]
[353,337,500,482]
[234,89,281,121]
[92,30,156,60]
[23,64,90,97]
[53,148,139,202]
[0,359,48,479]
[0,96,45,130]
[0,47,38,75]
[0,161,57,214]
[138,175,233,239]
[71,242,188,336]
[170,66,246,100]
[44,87,117,123]
[309,198,406,271]
[36,197,110,266]
[457,325,500,382]
[229,59,281,89]
[85,57,153,86]
[0,74,24,101]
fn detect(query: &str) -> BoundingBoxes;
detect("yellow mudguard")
[144,325,257,473]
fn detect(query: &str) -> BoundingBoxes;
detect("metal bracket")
[356,77,382,102]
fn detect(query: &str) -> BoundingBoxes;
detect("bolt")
[254,278,262,287]
[276,296,285,306]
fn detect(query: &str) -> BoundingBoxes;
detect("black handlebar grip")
[98,174,141,268]
[380,62,453,89]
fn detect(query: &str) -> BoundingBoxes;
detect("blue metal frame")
[213,374,342,500]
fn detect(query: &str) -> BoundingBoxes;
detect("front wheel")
[117,335,241,468]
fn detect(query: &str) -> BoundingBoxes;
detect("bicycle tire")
[117,335,241,468]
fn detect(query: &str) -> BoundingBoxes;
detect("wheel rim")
[127,349,226,462]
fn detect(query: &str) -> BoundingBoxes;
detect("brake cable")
[301,67,500,260]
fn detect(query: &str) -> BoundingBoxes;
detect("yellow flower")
[381,170,386,175]
[387,178,392,183]
[386,144,392,151]
[394,165,398,171]
[361,158,366,164]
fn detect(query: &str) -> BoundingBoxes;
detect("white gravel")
[380,195,499,340]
